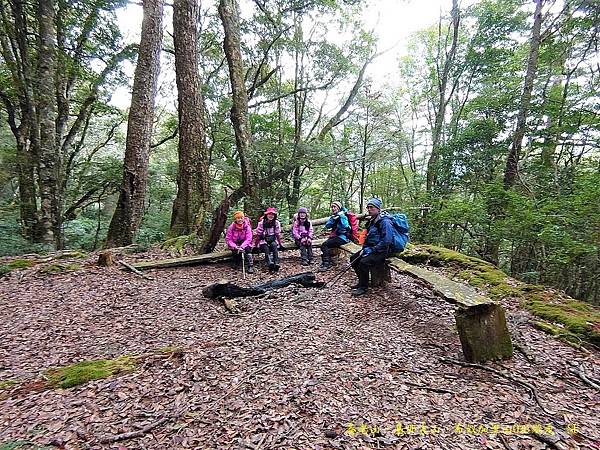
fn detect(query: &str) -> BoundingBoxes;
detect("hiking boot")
[274,263,280,272]
[351,287,368,296]
[301,259,310,266]
[268,263,275,271]
[247,265,255,274]
[319,262,332,272]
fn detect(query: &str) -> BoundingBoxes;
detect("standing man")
[350,198,393,296]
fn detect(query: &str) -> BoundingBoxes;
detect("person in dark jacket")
[319,201,351,272]
[349,197,393,296]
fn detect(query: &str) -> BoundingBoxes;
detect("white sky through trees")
[112,0,474,110]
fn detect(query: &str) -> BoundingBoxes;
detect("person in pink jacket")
[254,206,282,271]
[292,207,314,266]
[225,211,254,273]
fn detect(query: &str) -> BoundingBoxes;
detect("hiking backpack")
[386,212,410,253]
[345,210,360,243]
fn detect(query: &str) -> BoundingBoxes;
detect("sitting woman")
[225,211,254,273]
[319,201,351,271]
[254,207,282,272]
[292,207,314,266]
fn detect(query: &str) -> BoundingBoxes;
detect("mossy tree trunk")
[169,0,211,239]
[105,0,164,248]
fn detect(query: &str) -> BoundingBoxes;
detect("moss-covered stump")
[400,244,600,349]
[456,304,513,363]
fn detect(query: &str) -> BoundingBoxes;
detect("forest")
[1,1,600,448]
[0,0,598,305]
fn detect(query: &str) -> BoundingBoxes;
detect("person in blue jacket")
[349,197,393,296]
[319,201,351,271]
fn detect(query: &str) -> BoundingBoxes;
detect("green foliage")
[45,356,137,389]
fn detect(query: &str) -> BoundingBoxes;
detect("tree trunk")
[503,0,543,189]
[36,0,59,249]
[218,0,257,212]
[15,130,39,240]
[105,0,164,248]
[426,0,460,193]
[170,0,211,237]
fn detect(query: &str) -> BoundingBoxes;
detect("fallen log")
[128,240,327,271]
[202,272,324,300]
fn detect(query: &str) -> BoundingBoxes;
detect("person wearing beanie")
[319,201,351,271]
[225,211,254,273]
[292,207,314,266]
[349,197,394,296]
[254,207,283,271]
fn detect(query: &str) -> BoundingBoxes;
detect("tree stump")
[371,263,392,287]
[455,304,513,363]
[330,247,343,264]
[98,251,115,267]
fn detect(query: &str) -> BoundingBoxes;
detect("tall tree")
[218,0,257,208]
[169,0,211,237]
[106,0,165,247]
[425,0,461,193]
[503,0,544,188]
[0,0,131,248]
[36,0,59,247]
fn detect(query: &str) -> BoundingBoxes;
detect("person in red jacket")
[225,211,254,273]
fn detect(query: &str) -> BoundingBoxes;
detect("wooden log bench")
[337,241,513,363]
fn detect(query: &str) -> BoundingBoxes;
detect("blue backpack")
[385,213,410,253]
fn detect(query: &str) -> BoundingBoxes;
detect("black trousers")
[230,247,253,266]
[350,250,387,289]
[320,236,347,261]
[260,241,279,265]
[295,240,314,262]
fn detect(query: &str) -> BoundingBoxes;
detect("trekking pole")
[324,250,362,288]
[240,249,246,280]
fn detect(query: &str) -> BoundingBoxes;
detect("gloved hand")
[362,247,373,256]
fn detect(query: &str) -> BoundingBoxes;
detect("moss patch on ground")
[400,244,600,348]
[0,442,53,450]
[0,380,17,390]
[0,259,38,277]
[37,263,81,275]
[44,356,137,389]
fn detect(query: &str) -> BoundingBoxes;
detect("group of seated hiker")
[224,197,409,296]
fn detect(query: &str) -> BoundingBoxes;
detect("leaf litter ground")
[0,250,599,450]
